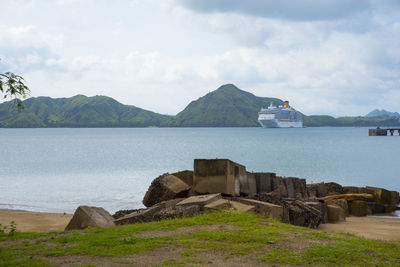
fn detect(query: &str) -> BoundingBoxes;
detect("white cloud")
[1,1,400,116]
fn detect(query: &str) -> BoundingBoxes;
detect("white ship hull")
[258,119,303,128]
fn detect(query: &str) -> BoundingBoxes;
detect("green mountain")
[1,83,400,127]
[0,95,170,127]
[163,84,283,127]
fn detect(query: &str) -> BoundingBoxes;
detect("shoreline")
[1,209,400,240]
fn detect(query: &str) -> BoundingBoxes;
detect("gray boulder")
[65,206,115,230]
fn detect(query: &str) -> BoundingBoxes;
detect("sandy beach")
[0,209,399,241]
[0,209,73,232]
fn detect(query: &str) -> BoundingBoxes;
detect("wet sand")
[1,209,399,241]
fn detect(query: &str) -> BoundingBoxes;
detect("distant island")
[0,84,399,127]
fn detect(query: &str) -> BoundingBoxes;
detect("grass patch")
[0,210,399,266]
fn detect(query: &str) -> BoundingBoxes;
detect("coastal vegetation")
[1,211,400,266]
[0,84,399,127]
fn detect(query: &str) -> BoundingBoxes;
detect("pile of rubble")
[65,159,400,231]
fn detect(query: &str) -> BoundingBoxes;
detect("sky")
[1,0,400,116]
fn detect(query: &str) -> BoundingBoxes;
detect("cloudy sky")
[1,0,399,116]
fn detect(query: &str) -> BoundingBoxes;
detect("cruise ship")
[258,101,303,128]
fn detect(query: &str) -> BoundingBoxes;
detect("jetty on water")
[369,127,400,136]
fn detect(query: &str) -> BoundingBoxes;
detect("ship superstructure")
[258,101,303,128]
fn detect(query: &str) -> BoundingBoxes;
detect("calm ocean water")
[0,127,399,214]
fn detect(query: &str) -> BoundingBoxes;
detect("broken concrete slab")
[151,205,201,221]
[176,193,221,208]
[193,159,246,196]
[114,202,200,225]
[230,200,256,213]
[65,206,115,230]
[142,173,191,207]
[204,199,231,211]
[204,199,256,213]
[234,198,283,221]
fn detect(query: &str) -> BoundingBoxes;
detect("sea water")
[0,127,399,214]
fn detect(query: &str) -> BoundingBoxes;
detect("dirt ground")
[1,209,400,241]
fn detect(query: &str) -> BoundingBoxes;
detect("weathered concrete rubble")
[142,173,191,207]
[66,158,400,230]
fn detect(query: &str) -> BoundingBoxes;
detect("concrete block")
[234,198,283,221]
[327,205,346,222]
[254,172,274,194]
[143,173,191,207]
[176,193,221,207]
[193,159,245,196]
[325,198,349,217]
[348,200,368,216]
[65,206,115,230]
[242,172,257,195]
[283,177,307,199]
[172,170,194,187]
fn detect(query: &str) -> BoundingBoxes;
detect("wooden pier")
[369,127,400,136]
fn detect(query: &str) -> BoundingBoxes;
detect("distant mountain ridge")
[0,95,169,127]
[164,84,283,127]
[365,109,400,117]
[1,84,400,127]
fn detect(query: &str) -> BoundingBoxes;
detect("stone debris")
[65,206,115,230]
[67,158,400,230]
[142,173,191,207]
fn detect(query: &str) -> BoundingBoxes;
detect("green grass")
[1,210,399,266]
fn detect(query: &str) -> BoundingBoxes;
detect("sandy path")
[0,209,72,232]
[319,216,400,241]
